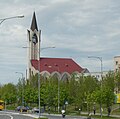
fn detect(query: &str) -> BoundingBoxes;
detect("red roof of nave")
[31,57,84,74]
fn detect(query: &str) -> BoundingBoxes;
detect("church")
[27,12,88,80]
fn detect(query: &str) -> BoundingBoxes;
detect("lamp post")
[23,45,55,118]
[88,56,103,117]
[39,46,55,118]
[41,46,55,51]
[0,15,24,25]
[57,66,60,114]
[38,44,40,118]
[15,72,24,106]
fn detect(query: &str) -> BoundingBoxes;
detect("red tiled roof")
[31,57,84,74]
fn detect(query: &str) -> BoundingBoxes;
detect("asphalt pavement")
[0,111,90,119]
[12,115,34,119]
[1,110,120,119]
[0,111,35,119]
[45,114,88,119]
[0,115,10,119]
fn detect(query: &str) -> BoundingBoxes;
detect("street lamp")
[15,72,24,106]
[38,44,40,118]
[23,36,55,118]
[0,15,24,25]
[57,66,60,114]
[41,46,55,51]
[23,45,55,118]
[88,56,103,79]
[38,46,55,118]
[88,56,103,117]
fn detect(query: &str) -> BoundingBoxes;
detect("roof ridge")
[40,57,72,60]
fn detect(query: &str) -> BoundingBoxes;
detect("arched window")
[32,33,38,44]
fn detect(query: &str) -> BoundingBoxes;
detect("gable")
[31,57,84,74]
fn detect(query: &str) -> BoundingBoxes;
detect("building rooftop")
[31,57,84,74]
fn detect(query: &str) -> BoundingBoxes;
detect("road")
[1,110,120,119]
[0,115,34,119]
[0,114,10,119]
[0,111,34,119]
[46,115,87,119]
[42,114,88,119]
[12,115,34,119]
[0,111,89,119]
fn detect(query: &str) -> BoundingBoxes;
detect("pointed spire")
[30,12,38,31]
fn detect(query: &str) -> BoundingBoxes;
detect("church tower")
[26,12,87,81]
[27,12,41,79]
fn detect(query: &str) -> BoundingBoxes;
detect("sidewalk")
[81,111,120,118]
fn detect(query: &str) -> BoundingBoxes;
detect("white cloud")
[0,0,120,84]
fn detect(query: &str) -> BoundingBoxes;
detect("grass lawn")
[33,116,48,119]
[90,115,119,119]
[94,117,119,119]
[80,113,119,119]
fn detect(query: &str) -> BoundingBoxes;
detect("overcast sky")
[0,0,120,84]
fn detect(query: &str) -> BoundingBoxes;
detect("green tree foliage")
[90,72,115,113]
[114,71,120,92]
[102,71,115,91]
[24,74,38,105]
[102,88,115,107]
[1,70,117,115]
[24,85,38,104]
[1,83,17,104]
[101,71,115,108]
[16,78,25,105]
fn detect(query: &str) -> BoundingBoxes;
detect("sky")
[0,0,120,84]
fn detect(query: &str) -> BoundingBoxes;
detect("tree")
[102,71,115,108]
[114,71,120,93]
[16,78,25,105]
[84,71,115,116]
[24,85,38,105]
[83,76,99,113]
[1,83,17,104]
[102,71,115,91]
[102,88,115,107]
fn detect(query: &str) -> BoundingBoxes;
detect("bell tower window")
[32,34,38,44]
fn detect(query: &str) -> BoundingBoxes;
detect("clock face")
[32,34,38,44]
